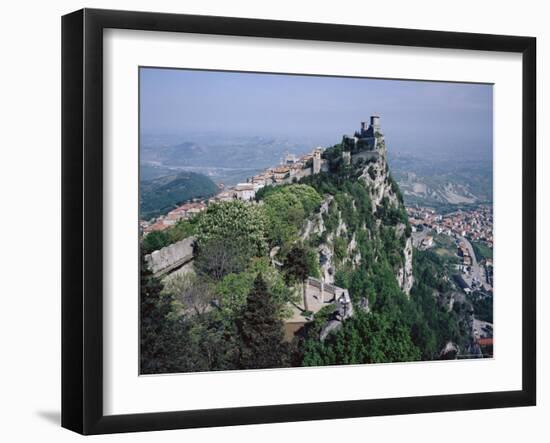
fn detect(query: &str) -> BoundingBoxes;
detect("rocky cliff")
[357,134,414,295]
[397,236,414,295]
[300,125,414,299]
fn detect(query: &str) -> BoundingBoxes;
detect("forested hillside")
[140,130,473,373]
[140,171,218,220]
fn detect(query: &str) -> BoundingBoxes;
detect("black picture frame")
[62,8,536,435]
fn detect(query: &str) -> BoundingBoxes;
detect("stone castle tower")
[359,115,380,138]
[313,148,322,174]
[370,115,380,130]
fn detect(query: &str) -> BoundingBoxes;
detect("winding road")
[457,235,485,289]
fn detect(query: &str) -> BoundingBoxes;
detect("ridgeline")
[140,117,473,373]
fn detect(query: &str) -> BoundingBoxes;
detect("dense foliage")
[196,200,268,255]
[141,218,198,254]
[194,200,268,280]
[236,274,288,369]
[472,241,493,261]
[303,310,421,366]
[468,291,493,323]
[409,250,472,354]
[259,184,322,247]
[215,257,296,319]
[140,253,292,373]
[298,159,469,364]
[140,254,229,374]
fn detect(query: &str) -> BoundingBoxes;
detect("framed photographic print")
[61,8,536,435]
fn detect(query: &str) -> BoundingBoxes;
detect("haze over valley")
[140,131,493,218]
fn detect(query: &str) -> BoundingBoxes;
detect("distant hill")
[139,133,342,187]
[140,163,178,181]
[140,134,322,170]
[388,151,493,209]
[140,171,218,220]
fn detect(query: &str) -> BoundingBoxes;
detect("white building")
[235,183,255,201]
[252,181,265,192]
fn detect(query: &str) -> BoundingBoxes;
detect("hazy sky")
[140,68,493,157]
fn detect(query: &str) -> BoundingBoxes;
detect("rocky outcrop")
[304,135,413,295]
[300,196,330,240]
[397,236,414,295]
[319,243,335,284]
[299,126,414,306]
[300,196,336,283]
[439,341,459,359]
[357,134,414,294]
[358,138,398,210]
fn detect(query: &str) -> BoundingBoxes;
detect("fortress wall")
[145,236,195,276]
[307,277,322,289]
[304,278,349,309]
[295,167,313,180]
[323,283,337,295]
[281,167,313,185]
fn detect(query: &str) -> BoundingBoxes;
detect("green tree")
[305,248,321,279]
[141,253,242,373]
[194,236,254,281]
[162,272,215,317]
[281,244,315,309]
[263,191,304,246]
[196,200,267,255]
[258,184,321,214]
[283,244,310,284]
[195,200,267,280]
[166,218,198,243]
[333,236,348,262]
[284,184,322,214]
[216,271,255,317]
[142,230,170,254]
[261,184,322,247]
[140,254,189,374]
[141,219,198,255]
[303,311,421,366]
[237,274,288,369]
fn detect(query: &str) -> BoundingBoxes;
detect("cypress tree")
[140,254,189,374]
[237,274,287,369]
[283,244,310,285]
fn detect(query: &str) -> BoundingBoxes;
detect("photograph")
[139,68,494,374]
[0,0,543,439]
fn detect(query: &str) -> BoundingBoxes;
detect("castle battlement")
[340,116,384,167]
[343,115,382,153]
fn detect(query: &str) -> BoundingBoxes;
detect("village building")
[421,235,434,249]
[143,220,170,234]
[209,190,236,203]
[272,166,290,183]
[234,182,256,201]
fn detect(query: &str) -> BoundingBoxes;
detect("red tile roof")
[477,338,493,346]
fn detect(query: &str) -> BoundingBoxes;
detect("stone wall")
[304,277,349,311]
[282,167,312,184]
[145,236,195,276]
